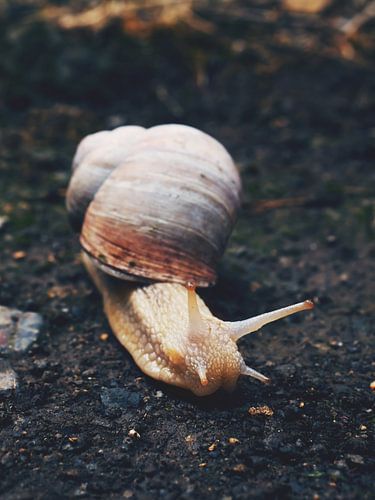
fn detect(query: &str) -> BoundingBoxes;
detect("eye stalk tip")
[241,364,269,383]
[304,299,314,310]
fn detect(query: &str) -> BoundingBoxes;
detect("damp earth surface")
[0,1,374,498]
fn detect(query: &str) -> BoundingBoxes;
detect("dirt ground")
[0,1,374,499]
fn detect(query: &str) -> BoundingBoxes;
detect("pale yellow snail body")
[66,124,313,396]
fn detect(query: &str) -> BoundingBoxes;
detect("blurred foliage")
[0,0,374,118]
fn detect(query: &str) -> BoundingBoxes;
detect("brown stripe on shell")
[81,214,217,286]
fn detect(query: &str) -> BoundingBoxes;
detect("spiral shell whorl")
[67,124,241,287]
[66,126,146,229]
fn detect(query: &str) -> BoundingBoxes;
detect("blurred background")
[0,1,374,499]
[1,0,374,318]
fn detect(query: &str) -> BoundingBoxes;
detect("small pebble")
[128,429,140,439]
[346,454,364,465]
[0,306,43,354]
[0,215,9,231]
[232,463,246,473]
[0,359,18,391]
[326,234,336,244]
[334,460,347,469]
[248,405,274,417]
[12,250,26,260]
[47,285,71,299]
[73,483,87,497]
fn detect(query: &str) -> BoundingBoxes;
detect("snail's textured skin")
[84,253,243,396]
[84,252,313,396]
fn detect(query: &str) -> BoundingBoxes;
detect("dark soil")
[0,1,374,499]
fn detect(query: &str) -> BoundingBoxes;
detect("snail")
[66,124,313,396]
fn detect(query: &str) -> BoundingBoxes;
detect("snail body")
[67,124,313,396]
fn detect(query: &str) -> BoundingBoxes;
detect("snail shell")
[66,124,241,287]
